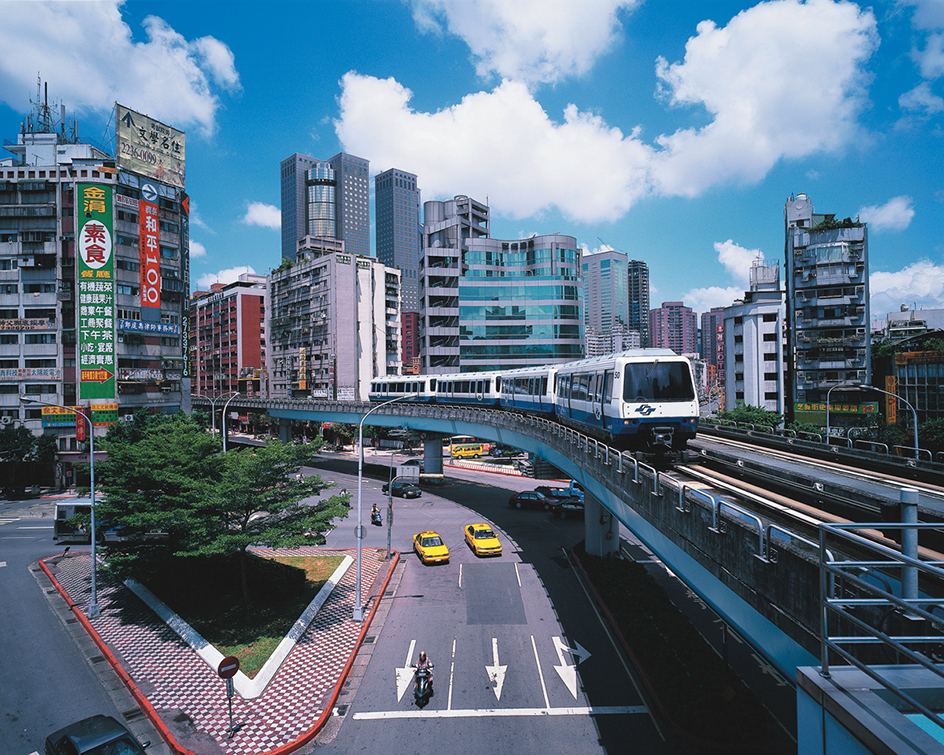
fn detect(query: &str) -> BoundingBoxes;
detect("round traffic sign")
[218,655,240,679]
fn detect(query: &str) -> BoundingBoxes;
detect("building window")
[25,333,56,344]
[0,334,17,344]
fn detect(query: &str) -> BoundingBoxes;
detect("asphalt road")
[0,497,169,755]
[303,452,694,755]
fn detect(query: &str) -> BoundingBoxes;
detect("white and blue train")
[369,349,699,453]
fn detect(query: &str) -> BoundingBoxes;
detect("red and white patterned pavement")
[45,548,385,755]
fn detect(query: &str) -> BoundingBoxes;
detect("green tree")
[33,434,59,464]
[95,413,223,572]
[919,418,944,453]
[330,423,358,445]
[0,425,39,462]
[200,441,348,606]
[715,404,783,429]
[95,412,349,606]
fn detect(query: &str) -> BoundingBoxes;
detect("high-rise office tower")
[784,193,869,426]
[376,168,421,370]
[700,306,726,377]
[583,249,630,357]
[279,152,369,261]
[627,260,650,347]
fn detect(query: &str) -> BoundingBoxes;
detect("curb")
[40,549,401,755]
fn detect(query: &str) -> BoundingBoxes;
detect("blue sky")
[1,0,942,320]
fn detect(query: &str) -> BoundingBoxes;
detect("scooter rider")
[371,503,382,525]
[415,650,433,690]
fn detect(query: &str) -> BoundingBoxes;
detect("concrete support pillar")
[584,495,619,558]
[901,488,919,601]
[278,418,293,445]
[423,437,444,475]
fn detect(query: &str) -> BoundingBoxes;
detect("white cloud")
[0,2,239,135]
[899,81,944,114]
[189,240,207,259]
[715,239,764,288]
[242,202,281,230]
[870,259,944,314]
[336,74,653,222]
[195,266,257,289]
[652,0,878,196]
[901,0,944,30]
[337,1,878,223]
[410,0,638,85]
[682,286,743,314]
[858,196,915,231]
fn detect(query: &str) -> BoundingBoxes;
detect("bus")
[448,436,494,459]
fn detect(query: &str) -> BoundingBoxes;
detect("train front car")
[614,350,699,452]
[553,350,698,453]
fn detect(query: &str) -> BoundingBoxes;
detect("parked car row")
[507,484,585,520]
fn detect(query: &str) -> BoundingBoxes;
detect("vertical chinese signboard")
[77,184,116,401]
[885,376,897,425]
[139,198,160,312]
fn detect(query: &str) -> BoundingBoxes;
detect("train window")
[572,375,587,401]
[541,377,548,395]
[603,371,613,402]
[430,379,437,391]
[485,378,492,392]
[623,362,695,402]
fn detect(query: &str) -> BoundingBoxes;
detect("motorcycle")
[370,509,383,527]
[413,664,434,707]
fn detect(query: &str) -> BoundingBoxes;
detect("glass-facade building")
[628,259,650,348]
[279,151,369,261]
[420,196,583,373]
[375,168,422,369]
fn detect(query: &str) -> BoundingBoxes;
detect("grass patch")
[143,552,345,677]
[574,544,775,749]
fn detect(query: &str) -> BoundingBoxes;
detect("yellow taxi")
[413,531,450,565]
[464,523,502,557]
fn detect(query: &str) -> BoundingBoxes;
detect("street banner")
[77,183,116,401]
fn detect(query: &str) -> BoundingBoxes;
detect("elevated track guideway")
[191,395,944,687]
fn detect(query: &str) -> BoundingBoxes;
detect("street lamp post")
[221,392,242,453]
[353,395,415,621]
[826,381,920,457]
[20,397,100,618]
[825,382,850,442]
[201,391,238,438]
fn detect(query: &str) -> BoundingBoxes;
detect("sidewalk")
[40,547,398,755]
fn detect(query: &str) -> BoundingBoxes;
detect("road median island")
[570,543,779,752]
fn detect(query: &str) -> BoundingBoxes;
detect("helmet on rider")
[419,651,426,662]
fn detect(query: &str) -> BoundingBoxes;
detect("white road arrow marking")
[396,639,416,702]
[484,637,507,701]
[552,636,590,699]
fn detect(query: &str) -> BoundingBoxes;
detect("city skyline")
[1,0,941,321]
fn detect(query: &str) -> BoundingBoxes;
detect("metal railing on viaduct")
[194,396,830,682]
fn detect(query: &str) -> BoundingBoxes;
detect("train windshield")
[622,362,695,402]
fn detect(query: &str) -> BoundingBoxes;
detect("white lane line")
[0,562,6,567]
[530,635,550,709]
[17,526,52,529]
[447,636,457,710]
[404,639,416,668]
[514,562,522,587]
[353,705,647,720]
[458,563,463,588]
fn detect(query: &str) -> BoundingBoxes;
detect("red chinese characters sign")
[77,184,116,401]
[139,200,161,310]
